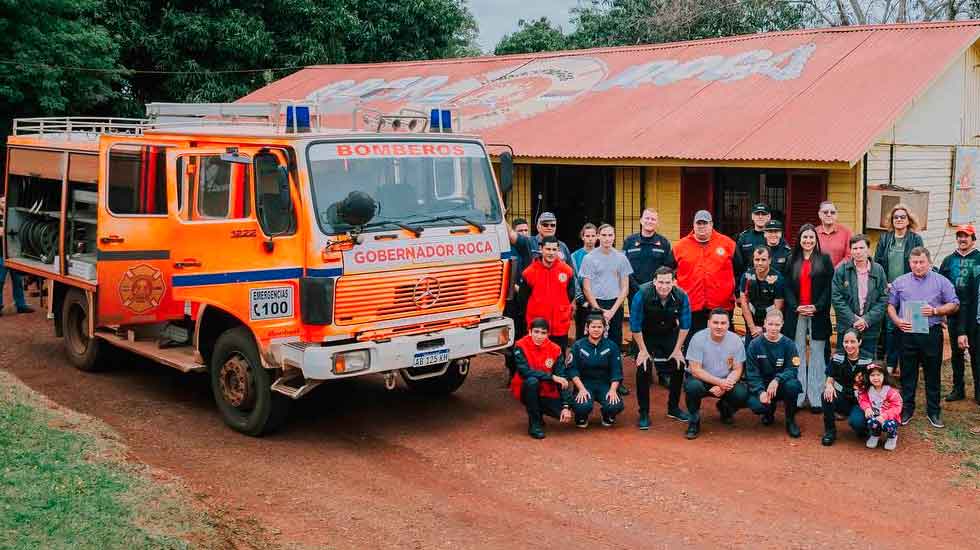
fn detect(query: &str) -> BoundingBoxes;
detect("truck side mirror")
[499,151,513,195]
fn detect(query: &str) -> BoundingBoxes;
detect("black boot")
[821,430,836,446]
[946,388,965,402]
[685,415,700,440]
[785,401,801,438]
[528,416,545,439]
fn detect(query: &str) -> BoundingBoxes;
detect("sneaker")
[637,412,651,430]
[866,435,880,448]
[617,384,631,396]
[575,417,589,429]
[884,435,898,451]
[821,432,836,446]
[716,401,735,425]
[685,420,700,440]
[945,389,965,402]
[666,408,690,422]
[927,413,945,428]
[761,411,775,426]
[601,414,615,427]
[900,411,913,426]
[785,418,801,438]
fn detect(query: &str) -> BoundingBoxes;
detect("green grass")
[0,371,245,550]
[912,361,980,487]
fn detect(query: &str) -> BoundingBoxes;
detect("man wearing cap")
[734,204,772,287]
[939,224,980,403]
[673,210,737,349]
[762,220,792,274]
[816,201,853,268]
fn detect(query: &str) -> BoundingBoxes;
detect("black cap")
[752,203,770,214]
[764,220,783,231]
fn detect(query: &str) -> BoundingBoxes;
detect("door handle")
[174,259,202,269]
[100,234,125,244]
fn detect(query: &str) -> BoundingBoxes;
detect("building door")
[530,165,614,251]
[785,170,827,245]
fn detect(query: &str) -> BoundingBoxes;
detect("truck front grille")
[333,261,504,326]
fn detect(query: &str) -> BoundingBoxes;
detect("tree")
[494,17,568,55]
[568,0,808,48]
[797,0,973,25]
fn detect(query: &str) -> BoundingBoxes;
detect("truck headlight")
[333,350,370,374]
[481,326,511,349]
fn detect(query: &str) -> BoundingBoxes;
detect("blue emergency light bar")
[286,105,311,133]
[429,109,453,133]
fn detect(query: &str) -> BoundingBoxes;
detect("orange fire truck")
[3,104,515,435]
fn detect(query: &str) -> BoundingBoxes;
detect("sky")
[469,0,583,52]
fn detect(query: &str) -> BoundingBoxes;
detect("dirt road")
[2,307,978,549]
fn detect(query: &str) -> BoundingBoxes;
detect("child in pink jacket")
[858,364,903,451]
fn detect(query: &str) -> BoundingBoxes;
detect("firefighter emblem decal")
[119,264,166,314]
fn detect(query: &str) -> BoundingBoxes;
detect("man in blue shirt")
[887,246,959,428]
[623,208,675,297]
[745,309,803,438]
[630,267,691,429]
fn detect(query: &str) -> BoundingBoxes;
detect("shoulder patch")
[832,353,844,362]
[792,356,801,366]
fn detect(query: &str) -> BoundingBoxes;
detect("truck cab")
[3,104,515,435]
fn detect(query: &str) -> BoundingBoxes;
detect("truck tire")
[401,358,469,396]
[61,288,108,371]
[210,327,290,436]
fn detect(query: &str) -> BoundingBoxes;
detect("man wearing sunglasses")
[816,201,853,268]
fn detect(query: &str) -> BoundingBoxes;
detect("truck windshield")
[307,141,503,234]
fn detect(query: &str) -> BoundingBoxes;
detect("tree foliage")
[494,17,568,55]
[801,0,975,26]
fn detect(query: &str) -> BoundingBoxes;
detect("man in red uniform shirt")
[510,318,574,439]
[673,210,736,350]
[518,236,576,352]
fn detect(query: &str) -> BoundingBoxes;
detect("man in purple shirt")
[887,247,959,428]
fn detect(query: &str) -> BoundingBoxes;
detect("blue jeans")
[0,259,27,310]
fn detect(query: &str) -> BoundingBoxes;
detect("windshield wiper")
[354,220,423,237]
[409,215,485,233]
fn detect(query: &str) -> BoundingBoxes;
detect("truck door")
[96,142,185,326]
[166,147,304,325]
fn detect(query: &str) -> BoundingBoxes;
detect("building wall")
[964,43,980,146]
[878,50,966,146]
[827,163,862,236]
[644,166,682,241]
[503,164,532,224]
[614,167,643,247]
[866,144,958,259]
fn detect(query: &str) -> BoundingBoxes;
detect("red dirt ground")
[2,302,978,549]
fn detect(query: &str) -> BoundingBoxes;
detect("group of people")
[505,201,979,452]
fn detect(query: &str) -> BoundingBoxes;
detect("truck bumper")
[282,316,514,381]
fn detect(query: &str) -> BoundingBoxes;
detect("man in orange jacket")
[510,318,574,439]
[518,236,576,353]
[673,210,736,350]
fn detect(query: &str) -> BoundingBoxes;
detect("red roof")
[242,21,980,164]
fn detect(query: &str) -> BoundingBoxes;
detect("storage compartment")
[5,155,64,272]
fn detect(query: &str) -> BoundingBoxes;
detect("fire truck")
[2,103,515,435]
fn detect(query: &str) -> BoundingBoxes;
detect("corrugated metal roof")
[241,21,980,164]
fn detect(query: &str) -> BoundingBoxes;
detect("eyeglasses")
[540,222,556,227]
[820,210,836,214]
[893,214,908,220]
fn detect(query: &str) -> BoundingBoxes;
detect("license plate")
[413,349,449,367]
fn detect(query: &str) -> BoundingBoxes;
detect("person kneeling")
[683,308,749,440]
[511,318,574,439]
[745,309,803,438]
[858,364,903,451]
[567,314,625,428]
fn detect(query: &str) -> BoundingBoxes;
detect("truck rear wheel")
[61,288,108,371]
[400,358,469,396]
[210,327,290,436]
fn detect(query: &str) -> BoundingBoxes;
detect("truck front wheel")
[61,289,107,371]
[400,358,469,396]
[210,327,290,436]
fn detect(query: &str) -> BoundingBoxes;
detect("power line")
[0,59,307,75]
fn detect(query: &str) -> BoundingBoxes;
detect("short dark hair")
[597,223,615,234]
[540,235,559,247]
[579,223,597,236]
[909,246,931,261]
[842,328,863,342]
[513,217,528,227]
[654,266,675,279]
[709,308,729,320]
[529,317,550,332]
[752,245,770,258]
[585,312,606,327]
[849,234,870,247]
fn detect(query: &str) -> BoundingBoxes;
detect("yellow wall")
[643,166,682,241]
[504,164,532,224]
[614,167,643,246]
[827,162,862,238]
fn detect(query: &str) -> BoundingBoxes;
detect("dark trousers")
[900,325,944,418]
[596,298,624,348]
[571,381,625,420]
[684,378,748,421]
[504,300,527,376]
[574,303,589,341]
[884,318,902,369]
[821,393,866,436]
[521,378,565,421]
[949,323,979,399]
[549,335,569,356]
[747,378,802,418]
[636,336,683,414]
